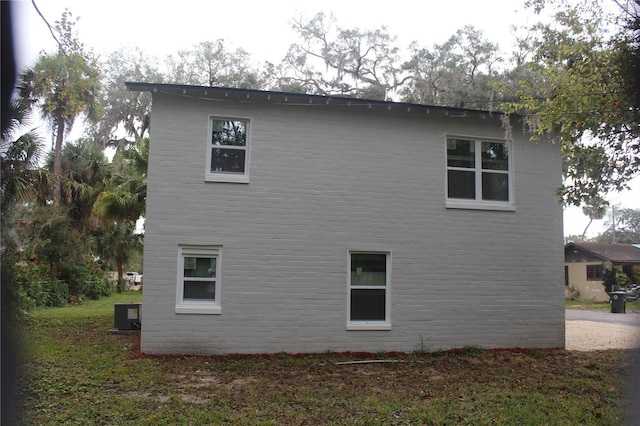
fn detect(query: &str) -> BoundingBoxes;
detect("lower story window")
[347,251,391,330]
[176,246,221,314]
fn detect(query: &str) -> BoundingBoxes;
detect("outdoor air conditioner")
[113,303,142,331]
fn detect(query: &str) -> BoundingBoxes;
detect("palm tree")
[92,138,148,287]
[581,197,608,240]
[92,138,148,223]
[93,221,143,292]
[18,11,101,206]
[45,138,111,237]
[1,97,49,213]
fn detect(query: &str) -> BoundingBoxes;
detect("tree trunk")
[116,254,125,293]
[52,117,66,206]
[581,217,594,240]
[116,254,124,281]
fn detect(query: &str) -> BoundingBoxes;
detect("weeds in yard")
[460,345,484,356]
[416,335,432,353]
[11,292,637,425]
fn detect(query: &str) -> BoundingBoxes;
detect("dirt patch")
[566,320,640,351]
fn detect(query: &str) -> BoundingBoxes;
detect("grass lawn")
[10,292,638,425]
[566,299,640,311]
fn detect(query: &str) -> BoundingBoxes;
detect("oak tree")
[507,0,640,205]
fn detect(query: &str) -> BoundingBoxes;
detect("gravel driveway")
[566,309,640,351]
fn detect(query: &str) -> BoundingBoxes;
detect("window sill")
[446,199,515,211]
[347,323,391,331]
[205,174,249,184]
[175,305,222,315]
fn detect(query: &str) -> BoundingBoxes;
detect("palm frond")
[92,190,143,222]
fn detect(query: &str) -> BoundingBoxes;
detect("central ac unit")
[113,303,142,331]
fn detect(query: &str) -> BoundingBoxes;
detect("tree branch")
[31,0,65,54]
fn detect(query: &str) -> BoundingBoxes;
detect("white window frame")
[347,250,392,331]
[205,116,250,184]
[445,135,515,211]
[175,245,222,314]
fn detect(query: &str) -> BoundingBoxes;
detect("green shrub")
[2,245,35,318]
[59,261,93,297]
[13,263,68,308]
[603,268,630,292]
[115,277,127,293]
[14,259,111,308]
[84,278,111,300]
[58,260,112,300]
[39,280,69,307]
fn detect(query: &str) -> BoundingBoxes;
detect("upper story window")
[446,137,514,211]
[206,118,250,183]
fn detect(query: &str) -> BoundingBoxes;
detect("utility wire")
[31,0,65,54]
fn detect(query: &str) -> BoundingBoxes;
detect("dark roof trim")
[565,242,640,263]
[125,82,515,120]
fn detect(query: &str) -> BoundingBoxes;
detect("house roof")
[125,82,516,120]
[565,242,640,263]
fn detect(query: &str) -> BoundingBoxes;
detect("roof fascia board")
[124,81,516,119]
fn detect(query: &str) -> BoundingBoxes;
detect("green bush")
[13,263,68,308]
[58,260,112,300]
[631,265,640,283]
[59,261,93,297]
[14,260,111,308]
[84,278,112,300]
[38,280,69,307]
[603,268,631,292]
[115,277,127,293]
[2,244,35,318]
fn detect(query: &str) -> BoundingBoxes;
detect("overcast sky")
[13,0,534,69]
[9,0,639,238]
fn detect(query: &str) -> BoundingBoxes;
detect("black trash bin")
[608,291,626,314]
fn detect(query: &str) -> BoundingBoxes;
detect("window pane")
[184,281,216,300]
[482,142,508,171]
[211,120,246,146]
[350,289,386,321]
[482,172,509,201]
[211,148,246,173]
[586,265,603,280]
[447,170,475,199]
[447,139,475,168]
[184,257,216,278]
[351,254,386,286]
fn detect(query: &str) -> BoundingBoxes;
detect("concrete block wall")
[141,93,564,354]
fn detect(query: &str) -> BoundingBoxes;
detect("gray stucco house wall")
[127,82,564,355]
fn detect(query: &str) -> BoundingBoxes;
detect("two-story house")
[126,82,564,355]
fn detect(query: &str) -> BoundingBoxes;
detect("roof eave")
[566,242,640,263]
[125,81,518,120]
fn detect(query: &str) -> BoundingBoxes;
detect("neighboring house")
[564,242,640,302]
[126,82,564,355]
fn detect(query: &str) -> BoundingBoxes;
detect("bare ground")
[566,320,640,351]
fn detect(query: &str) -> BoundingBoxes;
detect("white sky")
[13,0,535,68]
[9,0,639,238]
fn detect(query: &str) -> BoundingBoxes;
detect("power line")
[30,0,65,55]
